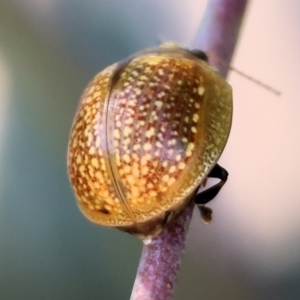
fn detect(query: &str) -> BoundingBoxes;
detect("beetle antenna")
[207,53,281,96]
[228,66,281,96]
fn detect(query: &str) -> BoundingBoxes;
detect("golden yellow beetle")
[67,44,232,238]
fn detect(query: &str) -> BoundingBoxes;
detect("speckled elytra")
[67,43,232,238]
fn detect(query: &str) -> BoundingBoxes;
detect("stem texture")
[130,1,248,299]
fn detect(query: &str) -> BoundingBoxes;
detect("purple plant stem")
[130,203,195,300]
[194,0,248,77]
[130,1,248,299]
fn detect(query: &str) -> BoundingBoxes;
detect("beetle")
[67,43,232,238]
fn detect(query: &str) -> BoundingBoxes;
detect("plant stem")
[194,0,248,77]
[130,203,195,300]
[130,1,248,299]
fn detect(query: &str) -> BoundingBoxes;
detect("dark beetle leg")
[194,164,228,224]
[194,164,228,205]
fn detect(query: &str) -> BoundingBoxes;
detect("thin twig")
[130,1,248,299]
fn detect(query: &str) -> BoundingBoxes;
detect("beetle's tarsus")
[198,205,213,224]
[194,164,228,205]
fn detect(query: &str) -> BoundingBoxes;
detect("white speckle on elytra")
[155,101,163,109]
[156,141,163,148]
[158,69,164,76]
[198,86,205,95]
[123,126,132,137]
[144,143,152,151]
[182,137,188,143]
[175,154,181,161]
[178,162,186,170]
[192,114,199,122]
[145,127,155,138]
[114,129,120,139]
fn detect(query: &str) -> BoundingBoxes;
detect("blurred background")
[1,0,299,299]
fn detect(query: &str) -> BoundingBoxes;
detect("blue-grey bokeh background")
[1,1,300,299]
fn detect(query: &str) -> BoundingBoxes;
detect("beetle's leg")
[194,164,228,224]
[195,164,228,205]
